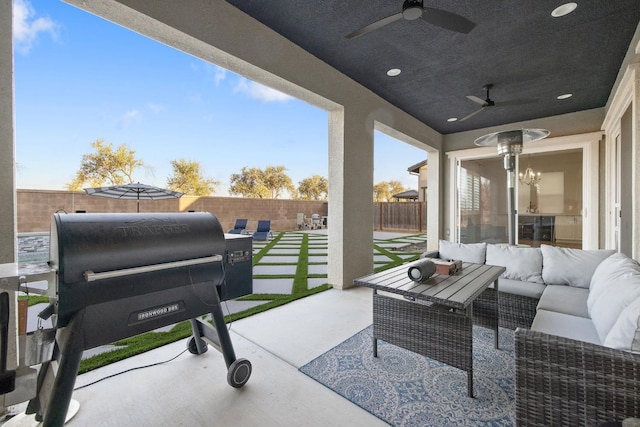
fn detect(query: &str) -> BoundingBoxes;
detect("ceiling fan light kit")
[402,0,423,20]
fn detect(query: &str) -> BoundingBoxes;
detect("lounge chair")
[253,220,271,241]
[227,218,248,234]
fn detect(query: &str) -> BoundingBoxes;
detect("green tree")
[167,158,219,196]
[388,180,407,201]
[298,175,328,200]
[373,180,409,202]
[229,165,295,199]
[66,139,143,190]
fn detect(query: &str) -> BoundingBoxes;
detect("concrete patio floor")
[6,286,389,427]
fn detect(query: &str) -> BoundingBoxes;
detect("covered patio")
[1,0,640,425]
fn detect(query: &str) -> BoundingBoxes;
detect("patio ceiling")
[224,1,640,134]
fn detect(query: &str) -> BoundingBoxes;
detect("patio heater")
[474,129,550,245]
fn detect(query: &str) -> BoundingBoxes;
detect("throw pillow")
[590,276,640,342]
[438,240,486,264]
[603,296,640,353]
[540,245,615,288]
[588,253,640,313]
[485,244,543,283]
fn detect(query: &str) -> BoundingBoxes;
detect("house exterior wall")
[418,164,428,202]
[602,62,640,259]
[17,189,327,234]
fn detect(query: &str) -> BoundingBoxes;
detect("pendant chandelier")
[519,166,541,186]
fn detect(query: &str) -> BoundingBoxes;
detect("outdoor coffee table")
[354,261,505,398]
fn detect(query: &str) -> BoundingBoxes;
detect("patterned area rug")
[300,325,515,427]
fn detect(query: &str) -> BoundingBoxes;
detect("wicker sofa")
[423,241,640,426]
[421,240,584,330]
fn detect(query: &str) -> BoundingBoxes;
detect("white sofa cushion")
[540,244,615,288]
[604,296,640,353]
[589,276,640,342]
[486,244,543,283]
[537,285,589,318]
[438,240,486,264]
[588,252,640,313]
[493,278,546,299]
[531,309,601,345]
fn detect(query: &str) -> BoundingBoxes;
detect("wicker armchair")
[515,328,640,426]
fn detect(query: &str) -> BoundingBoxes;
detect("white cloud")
[205,64,227,86]
[13,0,59,54]
[118,109,141,128]
[234,78,293,102]
[147,103,166,114]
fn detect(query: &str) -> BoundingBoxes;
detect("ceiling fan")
[345,0,476,40]
[460,84,539,122]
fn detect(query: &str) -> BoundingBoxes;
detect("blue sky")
[12,0,428,196]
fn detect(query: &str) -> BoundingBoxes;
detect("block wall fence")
[17,189,328,233]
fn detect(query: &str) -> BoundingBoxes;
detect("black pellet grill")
[27,212,253,426]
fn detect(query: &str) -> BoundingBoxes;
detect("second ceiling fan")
[460,84,539,122]
[345,0,476,40]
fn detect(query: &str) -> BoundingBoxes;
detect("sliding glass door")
[517,150,583,248]
[451,132,599,249]
[457,157,508,244]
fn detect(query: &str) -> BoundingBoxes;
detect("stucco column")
[328,108,374,289]
[0,0,15,261]
[633,67,640,260]
[0,0,19,400]
[427,149,440,251]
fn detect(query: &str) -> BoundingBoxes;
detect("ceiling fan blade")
[345,13,403,39]
[421,7,476,34]
[494,98,539,107]
[466,95,487,106]
[459,107,486,122]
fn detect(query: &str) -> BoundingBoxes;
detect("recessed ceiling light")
[447,117,458,122]
[551,2,577,17]
[557,93,573,100]
[386,68,401,77]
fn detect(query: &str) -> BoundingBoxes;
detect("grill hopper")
[24,212,252,427]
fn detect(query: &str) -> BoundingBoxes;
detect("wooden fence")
[374,202,426,232]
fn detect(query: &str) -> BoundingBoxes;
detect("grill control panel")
[227,250,250,265]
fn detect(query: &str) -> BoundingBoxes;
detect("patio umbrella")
[83,182,184,212]
[392,189,419,201]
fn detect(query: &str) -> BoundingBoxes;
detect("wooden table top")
[354,261,506,310]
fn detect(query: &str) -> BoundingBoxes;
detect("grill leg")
[188,319,208,355]
[190,290,251,388]
[208,294,236,369]
[41,350,82,427]
[40,311,85,427]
